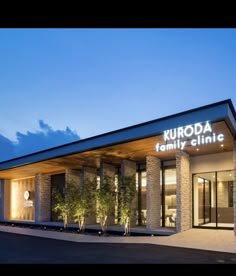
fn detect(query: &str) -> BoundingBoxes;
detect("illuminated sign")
[155,121,224,152]
[23,190,33,207]
[24,190,30,200]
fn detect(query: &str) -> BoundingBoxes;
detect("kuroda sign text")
[155,121,224,152]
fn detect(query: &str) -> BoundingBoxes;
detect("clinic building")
[0,99,236,235]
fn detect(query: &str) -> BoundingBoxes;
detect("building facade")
[0,99,236,235]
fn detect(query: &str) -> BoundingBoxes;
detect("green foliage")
[118,175,136,235]
[52,180,78,229]
[74,177,97,231]
[96,175,116,233]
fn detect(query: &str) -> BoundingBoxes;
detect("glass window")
[51,173,65,222]
[217,171,233,228]
[164,168,176,228]
[136,171,147,226]
[140,171,147,225]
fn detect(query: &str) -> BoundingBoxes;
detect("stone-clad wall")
[121,160,136,177]
[100,163,116,224]
[176,150,191,232]
[121,160,137,226]
[100,163,116,181]
[35,174,51,222]
[65,169,80,186]
[0,180,4,220]
[234,141,236,236]
[146,156,161,230]
[3,180,10,220]
[65,169,81,223]
[83,167,97,224]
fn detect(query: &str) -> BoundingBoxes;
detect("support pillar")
[121,160,137,226]
[0,180,5,220]
[233,141,236,237]
[65,169,81,187]
[82,167,97,224]
[100,163,116,225]
[146,156,161,230]
[65,169,81,223]
[35,174,51,223]
[3,180,11,220]
[176,150,191,233]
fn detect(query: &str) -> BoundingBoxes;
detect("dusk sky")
[0,28,236,161]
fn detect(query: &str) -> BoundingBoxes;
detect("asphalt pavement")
[0,231,236,264]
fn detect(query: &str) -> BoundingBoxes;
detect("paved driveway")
[0,231,236,264]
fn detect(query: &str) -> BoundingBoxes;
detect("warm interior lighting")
[11,181,18,219]
[196,148,199,151]
[221,144,224,147]
[218,182,223,189]
[10,177,35,221]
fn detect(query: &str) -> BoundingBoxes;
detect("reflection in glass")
[140,171,147,225]
[217,171,233,228]
[136,171,147,226]
[164,168,176,228]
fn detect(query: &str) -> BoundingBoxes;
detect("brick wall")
[176,150,191,232]
[100,163,116,225]
[35,174,51,222]
[65,169,81,187]
[146,156,161,230]
[0,180,4,220]
[4,180,10,220]
[121,160,137,226]
[82,167,97,224]
[233,141,236,236]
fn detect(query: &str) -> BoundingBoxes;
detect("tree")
[74,178,97,232]
[118,175,136,236]
[96,175,116,234]
[52,180,78,229]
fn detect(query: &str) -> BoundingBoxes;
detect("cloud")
[0,120,80,162]
[0,135,15,161]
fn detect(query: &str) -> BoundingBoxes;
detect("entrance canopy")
[0,99,235,179]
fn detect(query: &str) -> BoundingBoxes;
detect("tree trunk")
[64,214,68,229]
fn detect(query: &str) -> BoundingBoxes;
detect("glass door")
[216,171,234,228]
[162,167,176,228]
[193,172,215,228]
[204,180,211,224]
[193,170,234,229]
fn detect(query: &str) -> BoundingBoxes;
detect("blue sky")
[0,28,236,160]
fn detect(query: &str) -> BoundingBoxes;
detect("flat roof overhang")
[0,99,235,179]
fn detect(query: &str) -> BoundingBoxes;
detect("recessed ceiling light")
[196,148,199,151]
[221,144,224,147]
